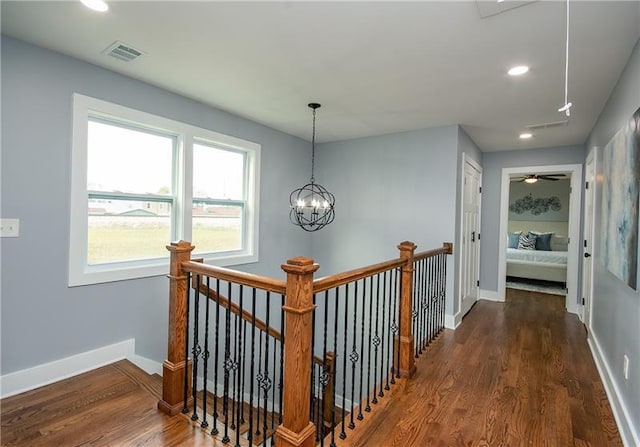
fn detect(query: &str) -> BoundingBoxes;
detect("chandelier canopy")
[289,103,335,232]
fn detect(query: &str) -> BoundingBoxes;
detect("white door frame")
[498,163,583,314]
[458,153,482,320]
[582,150,597,328]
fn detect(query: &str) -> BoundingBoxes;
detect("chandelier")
[289,103,335,232]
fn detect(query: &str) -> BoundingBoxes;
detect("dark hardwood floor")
[334,289,622,447]
[1,289,622,446]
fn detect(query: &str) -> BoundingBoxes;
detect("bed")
[506,220,568,285]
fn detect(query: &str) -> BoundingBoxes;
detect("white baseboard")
[444,312,461,329]
[0,339,135,399]
[130,354,163,376]
[479,289,504,302]
[588,333,639,447]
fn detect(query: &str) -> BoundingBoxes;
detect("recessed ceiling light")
[508,65,530,76]
[497,0,506,3]
[519,132,533,140]
[81,0,108,12]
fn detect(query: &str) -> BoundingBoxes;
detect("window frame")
[69,94,260,286]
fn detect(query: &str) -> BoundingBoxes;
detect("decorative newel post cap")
[281,256,319,274]
[166,240,195,252]
[398,241,417,251]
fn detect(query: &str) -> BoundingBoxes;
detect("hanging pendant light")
[289,103,335,232]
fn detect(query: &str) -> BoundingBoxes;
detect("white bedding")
[506,248,568,266]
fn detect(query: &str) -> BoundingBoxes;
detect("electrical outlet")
[0,219,19,237]
[623,355,629,380]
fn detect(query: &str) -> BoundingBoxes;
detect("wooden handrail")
[181,260,287,294]
[194,280,326,366]
[313,258,405,293]
[414,242,453,262]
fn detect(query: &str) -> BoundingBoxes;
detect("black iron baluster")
[441,252,447,333]
[348,279,359,430]
[248,288,257,445]
[191,274,201,422]
[182,271,191,415]
[231,291,238,432]
[413,262,420,359]
[255,324,263,438]
[211,279,221,436]
[340,284,349,438]
[331,288,339,446]
[222,282,232,444]
[279,294,285,425]
[417,259,424,353]
[234,285,244,447]
[365,276,373,413]
[372,275,380,405]
[395,268,402,380]
[241,318,247,427]
[262,292,272,445]
[357,277,367,420]
[434,254,440,339]
[201,276,211,429]
[319,289,329,446]
[384,271,392,391]
[271,335,277,433]
[310,293,317,424]
[379,271,387,398]
[420,258,429,354]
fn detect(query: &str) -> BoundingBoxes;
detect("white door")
[461,157,482,317]
[582,152,596,328]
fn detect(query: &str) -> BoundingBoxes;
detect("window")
[70,94,260,286]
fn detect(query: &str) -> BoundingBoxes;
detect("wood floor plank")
[334,289,622,447]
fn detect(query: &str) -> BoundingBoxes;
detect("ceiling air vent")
[526,120,569,131]
[102,41,146,62]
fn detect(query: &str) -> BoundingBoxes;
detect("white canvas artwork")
[601,107,640,291]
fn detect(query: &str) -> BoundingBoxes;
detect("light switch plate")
[0,219,20,237]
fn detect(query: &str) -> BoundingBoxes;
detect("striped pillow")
[518,233,537,250]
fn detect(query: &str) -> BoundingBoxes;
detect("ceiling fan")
[512,174,567,184]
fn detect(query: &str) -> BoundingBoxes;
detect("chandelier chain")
[310,106,316,183]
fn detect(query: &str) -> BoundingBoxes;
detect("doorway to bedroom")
[506,173,570,296]
[497,164,583,314]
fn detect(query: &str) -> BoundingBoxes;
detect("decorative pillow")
[518,233,537,250]
[507,231,522,249]
[530,231,553,251]
[551,235,569,251]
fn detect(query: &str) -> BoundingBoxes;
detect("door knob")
[584,252,592,258]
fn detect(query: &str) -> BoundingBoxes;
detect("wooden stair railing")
[159,240,452,447]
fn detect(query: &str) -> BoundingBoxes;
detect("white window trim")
[69,94,260,286]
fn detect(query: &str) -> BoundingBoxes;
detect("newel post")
[397,241,417,378]
[158,240,195,416]
[275,257,319,447]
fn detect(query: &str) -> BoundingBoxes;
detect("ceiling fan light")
[524,176,538,184]
[519,132,533,140]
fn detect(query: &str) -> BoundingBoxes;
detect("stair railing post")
[275,257,319,447]
[397,241,417,378]
[158,240,195,415]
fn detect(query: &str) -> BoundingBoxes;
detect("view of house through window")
[70,94,260,285]
[87,119,175,264]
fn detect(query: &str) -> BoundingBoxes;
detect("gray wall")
[0,37,312,374]
[585,39,640,440]
[312,125,460,314]
[479,145,585,292]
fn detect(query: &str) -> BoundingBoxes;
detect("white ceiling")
[2,1,638,151]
